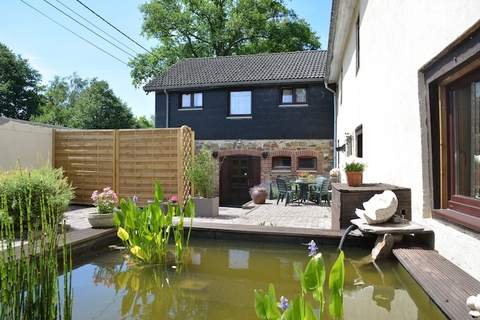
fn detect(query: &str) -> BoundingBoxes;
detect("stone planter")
[192,197,219,217]
[88,212,115,228]
[251,189,267,204]
[346,171,363,187]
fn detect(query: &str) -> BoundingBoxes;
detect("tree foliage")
[130,0,321,86]
[34,74,138,129]
[0,43,43,120]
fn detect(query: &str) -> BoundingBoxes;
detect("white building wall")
[0,118,53,170]
[334,0,480,279]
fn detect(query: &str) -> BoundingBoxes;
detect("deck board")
[393,248,480,320]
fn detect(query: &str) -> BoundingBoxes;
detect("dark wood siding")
[154,83,333,140]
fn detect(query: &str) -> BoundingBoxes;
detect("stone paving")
[63,200,332,230]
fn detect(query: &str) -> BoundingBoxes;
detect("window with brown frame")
[272,156,292,170]
[297,157,316,170]
[281,88,307,104]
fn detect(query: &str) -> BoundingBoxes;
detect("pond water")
[68,239,445,319]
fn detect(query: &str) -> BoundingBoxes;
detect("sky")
[0,0,332,117]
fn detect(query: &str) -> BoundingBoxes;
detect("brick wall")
[196,139,333,193]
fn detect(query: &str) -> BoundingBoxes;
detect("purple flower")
[306,240,318,257]
[278,296,289,311]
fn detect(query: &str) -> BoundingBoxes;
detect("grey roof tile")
[144,50,327,91]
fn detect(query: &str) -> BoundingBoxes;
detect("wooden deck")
[393,248,480,320]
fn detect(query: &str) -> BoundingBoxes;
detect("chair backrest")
[321,178,330,193]
[315,176,326,189]
[276,177,288,192]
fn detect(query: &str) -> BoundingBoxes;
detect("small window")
[356,125,363,158]
[297,157,317,170]
[272,156,292,170]
[180,92,203,108]
[230,91,252,115]
[281,88,307,104]
[356,14,360,74]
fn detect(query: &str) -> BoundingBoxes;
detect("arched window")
[272,156,291,170]
[297,157,317,170]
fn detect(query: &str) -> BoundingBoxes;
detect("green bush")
[0,166,74,228]
[344,161,365,172]
[186,148,216,198]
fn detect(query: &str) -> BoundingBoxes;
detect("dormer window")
[181,92,203,109]
[281,88,307,105]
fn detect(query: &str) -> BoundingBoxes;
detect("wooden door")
[220,156,261,206]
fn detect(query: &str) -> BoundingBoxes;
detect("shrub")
[344,161,365,172]
[186,148,216,198]
[0,166,74,228]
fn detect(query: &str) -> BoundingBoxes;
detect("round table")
[291,179,316,204]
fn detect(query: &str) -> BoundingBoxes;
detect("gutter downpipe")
[324,81,338,168]
[164,89,169,128]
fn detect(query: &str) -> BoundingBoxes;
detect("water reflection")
[80,240,444,320]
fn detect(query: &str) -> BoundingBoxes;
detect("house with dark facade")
[145,50,334,206]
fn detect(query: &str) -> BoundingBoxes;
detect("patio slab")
[63,200,332,230]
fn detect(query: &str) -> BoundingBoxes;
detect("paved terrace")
[64,200,332,230]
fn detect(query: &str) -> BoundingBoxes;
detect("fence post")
[114,130,120,196]
[177,128,184,205]
[51,128,56,168]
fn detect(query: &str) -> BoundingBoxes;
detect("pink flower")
[170,195,178,203]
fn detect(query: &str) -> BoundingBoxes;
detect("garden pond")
[66,238,445,319]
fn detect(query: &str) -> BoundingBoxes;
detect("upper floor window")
[297,157,317,170]
[355,125,363,158]
[181,92,203,109]
[281,88,307,104]
[272,156,292,170]
[229,91,252,116]
[355,14,360,74]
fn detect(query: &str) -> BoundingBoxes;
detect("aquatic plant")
[114,182,195,265]
[0,189,73,319]
[254,242,345,320]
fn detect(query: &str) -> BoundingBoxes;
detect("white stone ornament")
[355,190,398,224]
[466,294,480,317]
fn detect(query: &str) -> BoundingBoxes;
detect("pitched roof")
[144,50,327,91]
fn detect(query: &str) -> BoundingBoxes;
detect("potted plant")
[250,185,268,204]
[329,168,341,183]
[88,187,118,228]
[186,148,219,217]
[296,171,309,182]
[344,160,365,187]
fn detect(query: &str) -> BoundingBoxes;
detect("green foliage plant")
[0,166,74,229]
[254,246,345,320]
[344,161,365,172]
[186,148,216,198]
[0,187,73,319]
[114,182,195,265]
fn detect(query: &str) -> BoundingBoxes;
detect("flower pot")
[346,171,363,187]
[192,197,219,217]
[251,189,267,204]
[88,212,115,228]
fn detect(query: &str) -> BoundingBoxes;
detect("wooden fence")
[53,126,194,206]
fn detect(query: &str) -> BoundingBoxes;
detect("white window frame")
[229,91,252,116]
[180,92,203,109]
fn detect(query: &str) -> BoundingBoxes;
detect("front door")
[220,156,261,206]
[447,68,480,210]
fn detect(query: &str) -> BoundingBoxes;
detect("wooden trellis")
[53,126,194,206]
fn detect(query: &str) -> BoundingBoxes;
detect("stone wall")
[196,139,333,194]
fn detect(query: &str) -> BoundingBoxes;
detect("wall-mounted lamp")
[261,151,269,159]
[335,144,346,152]
[212,151,219,158]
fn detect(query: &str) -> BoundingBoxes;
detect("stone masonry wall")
[196,139,333,194]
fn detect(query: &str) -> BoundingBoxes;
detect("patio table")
[290,180,316,204]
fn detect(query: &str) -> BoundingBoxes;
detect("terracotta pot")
[346,171,363,187]
[251,189,267,204]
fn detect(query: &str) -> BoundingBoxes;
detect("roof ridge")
[181,50,327,62]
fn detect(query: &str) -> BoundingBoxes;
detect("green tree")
[35,74,137,129]
[130,0,320,86]
[0,43,43,120]
[134,115,155,128]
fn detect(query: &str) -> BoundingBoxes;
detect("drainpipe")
[164,89,169,128]
[324,81,338,168]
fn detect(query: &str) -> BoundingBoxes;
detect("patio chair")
[311,176,330,205]
[276,177,295,206]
